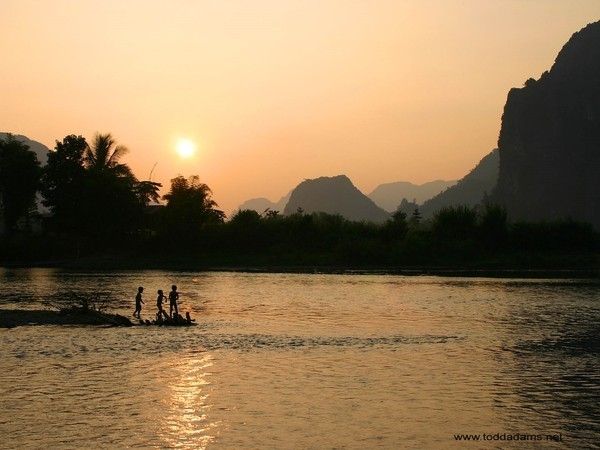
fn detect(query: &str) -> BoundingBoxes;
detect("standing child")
[169,285,179,318]
[156,289,168,320]
[133,286,144,319]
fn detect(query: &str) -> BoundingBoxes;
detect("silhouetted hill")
[283,175,390,223]
[237,192,290,214]
[0,132,50,165]
[368,179,456,212]
[420,149,499,217]
[495,21,600,227]
[238,198,275,213]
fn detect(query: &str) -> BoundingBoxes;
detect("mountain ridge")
[237,193,291,215]
[283,175,390,223]
[420,149,499,217]
[368,179,456,212]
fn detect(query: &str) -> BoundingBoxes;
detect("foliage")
[41,135,88,232]
[479,204,508,249]
[230,209,261,226]
[84,133,133,177]
[160,175,225,240]
[432,205,477,241]
[264,208,280,219]
[510,219,596,251]
[0,134,41,233]
[134,180,162,205]
[41,133,160,241]
[409,207,422,226]
[396,198,418,215]
[383,209,408,240]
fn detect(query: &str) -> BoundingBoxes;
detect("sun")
[176,138,196,158]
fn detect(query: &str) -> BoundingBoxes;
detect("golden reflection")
[160,352,219,449]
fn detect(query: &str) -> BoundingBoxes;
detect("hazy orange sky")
[1,1,599,212]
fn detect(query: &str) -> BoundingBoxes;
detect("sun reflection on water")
[160,352,220,449]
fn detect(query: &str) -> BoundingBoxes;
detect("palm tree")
[84,133,134,178]
[78,133,149,239]
[84,133,163,206]
[134,180,162,204]
[161,175,225,236]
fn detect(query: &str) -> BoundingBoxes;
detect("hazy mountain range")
[368,180,456,212]
[237,193,291,215]
[237,21,600,226]
[236,151,495,222]
[237,178,455,217]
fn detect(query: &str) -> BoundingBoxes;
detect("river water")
[0,269,598,449]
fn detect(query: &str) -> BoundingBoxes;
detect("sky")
[1,1,599,213]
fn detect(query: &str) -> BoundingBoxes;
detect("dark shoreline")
[0,308,133,328]
[1,259,598,279]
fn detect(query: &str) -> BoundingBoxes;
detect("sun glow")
[176,138,196,158]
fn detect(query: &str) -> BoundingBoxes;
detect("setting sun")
[176,138,196,159]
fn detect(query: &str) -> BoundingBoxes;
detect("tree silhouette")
[161,175,225,239]
[84,133,133,178]
[134,180,162,205]
[41,135,88,233]
[432,205,477,240]
[41,133,159,241]
[79,134,139,239]
[264,208,280,219]
[479,204,508,248]
[384,209,408,239]
[397,198,418,215]
[231,209,261,225]
[410,207,422,226]
[0,135,41,234]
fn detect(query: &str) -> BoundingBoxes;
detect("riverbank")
[1,255,599,278]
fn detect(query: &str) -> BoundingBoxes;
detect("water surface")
[0,269,599,448]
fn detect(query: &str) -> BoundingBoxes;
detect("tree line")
[0,133,222,239]
[0,132,597,268]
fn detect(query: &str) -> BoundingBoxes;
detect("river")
[0,269,598,448]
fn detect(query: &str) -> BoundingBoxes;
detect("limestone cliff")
[494,21,600,227]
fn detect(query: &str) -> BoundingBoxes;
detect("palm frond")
[84,146,96,166]
[112,163,135,179]
[89,133,114,169]
[108,145,129,167]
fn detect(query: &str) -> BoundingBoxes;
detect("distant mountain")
[237,192,291,214]
[495,21,600,227]
[420,149,499,217]
[368,179,456,212]
[0,132,50,165]
[283,175,390,223]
